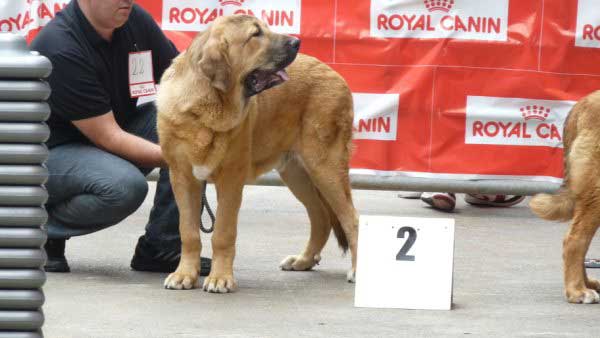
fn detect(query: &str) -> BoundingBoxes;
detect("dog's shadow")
[52,264,353,293]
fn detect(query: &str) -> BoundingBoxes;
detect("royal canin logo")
[352,93,399,141]
[472,104,561,141]
[423,0,454,13]
[219,0,244,6]
[162,0,301,34]
[0,1,68,34]
[583,25,600,41]
[466,97,571,148]
[371,0,509,41]
[575,0,600,48]
[520,105,550,121]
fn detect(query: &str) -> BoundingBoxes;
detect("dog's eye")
[251,29,262,38]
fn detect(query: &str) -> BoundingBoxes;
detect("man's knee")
[45,174,149,236]
[113,173,149,213]
[101,173,149,223]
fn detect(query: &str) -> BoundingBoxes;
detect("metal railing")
[147,169,561,196]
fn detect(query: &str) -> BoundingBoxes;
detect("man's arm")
[73,112,166,168]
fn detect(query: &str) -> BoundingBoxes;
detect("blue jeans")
[44,103,179,243]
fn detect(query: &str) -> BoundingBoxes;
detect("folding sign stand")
[355,216,455,310]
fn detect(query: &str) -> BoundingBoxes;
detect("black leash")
[199,182,216,233]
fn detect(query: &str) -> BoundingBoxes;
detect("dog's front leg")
[202,174,244,293]
[164,168,204,290]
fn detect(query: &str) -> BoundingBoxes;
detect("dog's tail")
[330,215,349,253]
[530,135,576,222]
[318,191,349,252]
[529,188,574,221]
[529,100,581,222]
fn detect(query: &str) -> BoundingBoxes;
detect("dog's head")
[189,15,301,97]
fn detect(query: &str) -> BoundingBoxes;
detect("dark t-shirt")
[30,0,178,148]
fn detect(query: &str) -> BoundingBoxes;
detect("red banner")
[5,0,600,183]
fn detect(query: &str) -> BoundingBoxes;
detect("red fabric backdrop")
[4,0,599,182]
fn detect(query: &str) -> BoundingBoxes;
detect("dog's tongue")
[258,69,289,92]
[248,68,291,96]
[275,70,289,82]
[265,69,289,88]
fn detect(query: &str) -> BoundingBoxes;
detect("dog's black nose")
[287,38,301,52]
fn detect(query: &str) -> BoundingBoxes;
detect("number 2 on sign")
[396,226,417,261]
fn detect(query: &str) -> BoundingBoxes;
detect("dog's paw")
[279,254,321,271]
[346,268,356,283]
[164,270,200,290]
[566,288,600,304]
[586,278,600,291]
[203,275,237,293]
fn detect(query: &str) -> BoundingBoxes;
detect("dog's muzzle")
[244,37,301,97]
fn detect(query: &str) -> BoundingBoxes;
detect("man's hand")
[73,111,167,168]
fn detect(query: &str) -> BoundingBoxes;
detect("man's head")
[78,0,134,39]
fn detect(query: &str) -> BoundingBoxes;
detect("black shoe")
[44,239,70,273]
[130,236,211,276]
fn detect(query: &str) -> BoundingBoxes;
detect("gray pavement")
[43,184,600,338]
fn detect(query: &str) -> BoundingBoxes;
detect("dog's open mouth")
[244,68,290,97]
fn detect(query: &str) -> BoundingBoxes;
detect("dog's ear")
[199,36,231,93]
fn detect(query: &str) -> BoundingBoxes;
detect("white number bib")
[128,51,156,98]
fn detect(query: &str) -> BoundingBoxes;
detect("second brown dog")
[530,90,600,304]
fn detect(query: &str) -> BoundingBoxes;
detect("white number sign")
[354,216,455,310]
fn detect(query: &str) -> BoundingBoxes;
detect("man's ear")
[199,38,231,92]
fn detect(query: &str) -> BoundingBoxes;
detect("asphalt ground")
[43,183,600,338]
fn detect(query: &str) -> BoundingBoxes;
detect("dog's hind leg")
[584,267,600,291]
[563,204,600,303]
[278,157,332,271]
[300,154,359,283]
[561,130,600,303]
[164,167,204,290]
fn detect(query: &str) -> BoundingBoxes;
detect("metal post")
[0,33,52,338]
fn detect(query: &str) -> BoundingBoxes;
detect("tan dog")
[156,15,358,292]
[530,90,600,304]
